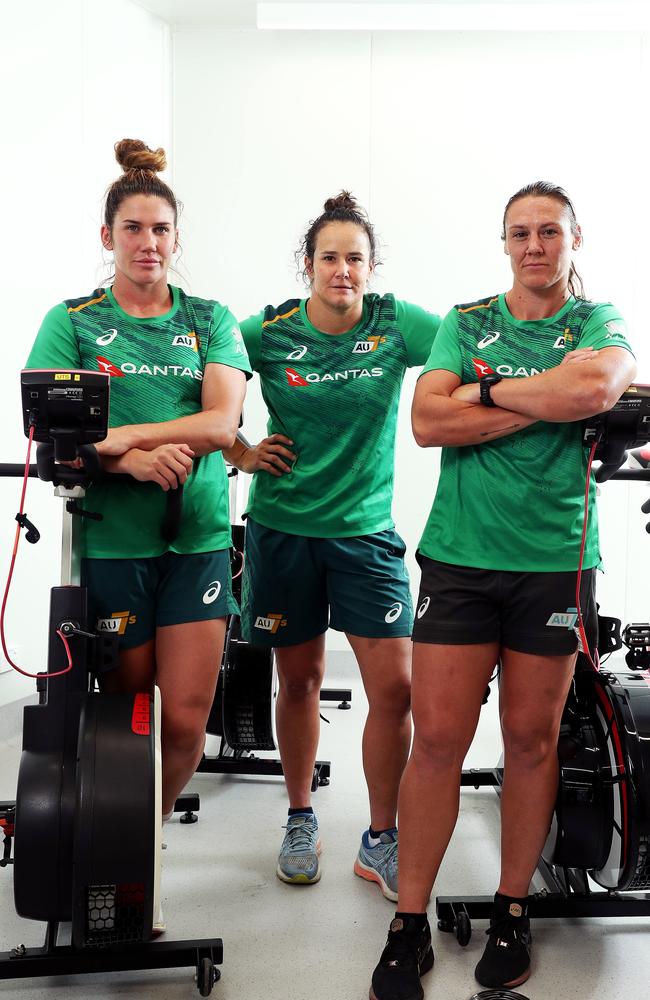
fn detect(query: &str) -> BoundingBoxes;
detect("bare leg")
[346,634,412,831]
[497,647,576,897]
[274,635,327,809]
[155,618,226,815]
[397,641,499,912]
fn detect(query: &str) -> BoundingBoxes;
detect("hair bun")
[114,138,167,174]
[323,190,358,213]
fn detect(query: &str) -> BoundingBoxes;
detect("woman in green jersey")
[225,192,441,898]
[27,140,251,839]
[370,182,636,999]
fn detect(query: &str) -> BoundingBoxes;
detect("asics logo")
[202,581,222,605]
[96,329,118,346]
[384,602,403,624]
[417,597,430,619]
[477,332,500,349]
[286,346,308,360]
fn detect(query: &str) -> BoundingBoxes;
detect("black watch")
[479,373,503,407]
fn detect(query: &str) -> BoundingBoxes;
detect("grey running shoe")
[276,813,321,884]
[354,828,398,901]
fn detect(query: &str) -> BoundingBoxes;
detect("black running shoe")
[474,893,532,989]
[370,916,434,1000]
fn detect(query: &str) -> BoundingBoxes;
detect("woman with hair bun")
[27,140,251,929]
[225,191,441,896]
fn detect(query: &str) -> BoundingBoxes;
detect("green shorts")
[81,550,238,650]
[240,520,414,647]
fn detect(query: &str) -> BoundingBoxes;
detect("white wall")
[0,0,171,705]
[173,26,650,650]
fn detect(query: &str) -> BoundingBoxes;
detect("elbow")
[412,419,441,448]
[579,379,623,417]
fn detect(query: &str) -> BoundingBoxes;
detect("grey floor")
[0,652,647,1000]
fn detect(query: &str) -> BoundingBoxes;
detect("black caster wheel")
[196,956,220,996]
[437,919,453,933]
[180,810,199,824]
[338,700,351,710]
[455,911,471,947]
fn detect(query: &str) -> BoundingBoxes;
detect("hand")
[243,434,297,476]
[95,426,137,457]
[118,444,194,491]
[451,383,481,404]
[560,347,597,366]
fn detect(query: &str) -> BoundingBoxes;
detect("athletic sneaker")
[354,828,398,901]
[276,813,321,884]
[370,916,434,1000]
[474,892,532,988]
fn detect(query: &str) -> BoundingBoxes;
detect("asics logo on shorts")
[384,602,403,624]
[202,580,222,604]
[417,596,430,619]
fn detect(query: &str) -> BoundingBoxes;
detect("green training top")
[418,293,633,572]
[242,294,441,537]
[26,285,252,558]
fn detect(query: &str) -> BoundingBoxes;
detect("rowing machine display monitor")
[583,383,650,482]
[21,369,109,462]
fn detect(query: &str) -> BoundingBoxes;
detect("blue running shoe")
[276,813,321,884]
[354,828,398,901]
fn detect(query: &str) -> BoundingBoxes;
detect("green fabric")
[27,285,251,558]
[418,294,634,572]
[239,293,441,537]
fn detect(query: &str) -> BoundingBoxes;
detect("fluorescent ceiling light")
[257,2,650,32]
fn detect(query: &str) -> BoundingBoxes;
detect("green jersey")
[27,285,252,558]
[242,294,441,537]
[419,294,633,572]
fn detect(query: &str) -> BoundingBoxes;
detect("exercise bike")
[0,369,221,994]
[436,384,650,946]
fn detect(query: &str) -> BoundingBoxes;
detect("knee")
[501,715,557,767]
[279,669,323,700]
[162,710,206,757]
[369,676,411,718]
[411,724,466,771]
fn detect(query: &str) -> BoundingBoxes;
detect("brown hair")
[104,139,180,230]
[296,190,380,284]
[502,181,585,300]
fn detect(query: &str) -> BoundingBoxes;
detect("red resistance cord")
[575,438,600,672]
[0,426,73,679]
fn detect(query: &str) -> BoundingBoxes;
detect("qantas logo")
[96,329,118,346]
[477,332,500,349]
[286,367,383,385]
[472,357,495,377]
[287,346,308,361]
[286,367,309,387]
[97,356,125,377]
[96,356,202,381]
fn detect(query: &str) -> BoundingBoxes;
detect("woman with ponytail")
[26,140,251,930]
[225,191,441,897]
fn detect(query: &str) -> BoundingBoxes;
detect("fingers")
[150,444,194,490]
[252,435,297,476]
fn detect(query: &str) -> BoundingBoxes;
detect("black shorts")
[412,555,598,656]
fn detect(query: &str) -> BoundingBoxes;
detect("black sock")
[288,806,314,817]
[369,825,396,839]
[495,891,529,915]
[395,911,429,931]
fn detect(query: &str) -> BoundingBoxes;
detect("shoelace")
[382,928,422,968]
[485,913,525,944]
[282,820,317,853]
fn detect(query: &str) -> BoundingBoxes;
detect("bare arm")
[223,434,297,477]
[95,362,247,458]
[486,346,636,421]
[412,369,538,447]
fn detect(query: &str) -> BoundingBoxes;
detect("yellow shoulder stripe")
[67,293,107,313]
[458,296,498,314]
[262,306,300,328]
